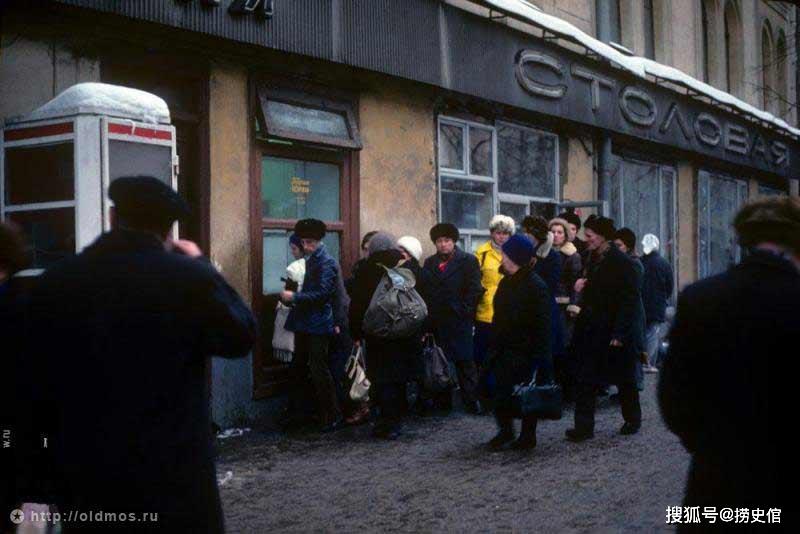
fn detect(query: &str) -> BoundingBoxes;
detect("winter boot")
[511,415,538,450]
[487,410,515,450]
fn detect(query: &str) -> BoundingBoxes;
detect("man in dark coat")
[659,197,797,519]
[640,233,674,370]
[25,176,256,533]
[282,218,343,431]
[566,216,643,442]
[420,223,485,414]
[614,227,648,391]
[487,234,552,451]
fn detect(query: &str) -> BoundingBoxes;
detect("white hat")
[397,235,423,262]
[642,234,660,255]
[489,214,516,234]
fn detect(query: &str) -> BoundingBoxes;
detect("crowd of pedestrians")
[275,207,679,449]
[3,173,792,532]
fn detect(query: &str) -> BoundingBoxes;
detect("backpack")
[362,265,428,339]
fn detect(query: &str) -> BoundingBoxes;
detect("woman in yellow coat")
[473,214,516,400]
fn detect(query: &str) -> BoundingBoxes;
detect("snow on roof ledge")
[479,0,800,139]
[13,83,171,125]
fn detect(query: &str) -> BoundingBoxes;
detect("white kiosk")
[1,83,178,274]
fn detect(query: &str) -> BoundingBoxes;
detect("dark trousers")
[455,360,479,404]
[574,382,641,432]
[290,333,342,425]
[373,382,406,427]
[473,321,497,398]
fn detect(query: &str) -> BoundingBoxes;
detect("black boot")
[487,410,515,450]
[511,415,537,450]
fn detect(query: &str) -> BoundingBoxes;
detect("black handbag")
[511,369,563,420]
[421,336,454,393]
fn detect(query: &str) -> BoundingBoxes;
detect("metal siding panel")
[340,0,441,85]
[52,0,333,60]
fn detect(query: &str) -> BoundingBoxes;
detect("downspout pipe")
[595,0,614,207]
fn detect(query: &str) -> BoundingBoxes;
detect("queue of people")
[276,207,679,450]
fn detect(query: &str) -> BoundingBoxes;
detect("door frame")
[249,137,359,399]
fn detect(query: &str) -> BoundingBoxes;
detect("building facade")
[2,0,798,426]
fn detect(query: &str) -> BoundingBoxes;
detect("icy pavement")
[217,376,688,532]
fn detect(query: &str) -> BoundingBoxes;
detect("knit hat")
[522,215,550,243]
[558,211,582,230]
[294,218,327,240]
[614,227,637,252]
[489,214,516,234]
[502,234,535,268]
[289,233,302,249]
[397,235,423,262]
[367,231,397,257]
[549,217,571,238]
[642,234,660,255]
[584,215,616,240]
[734,196,800,254]
[430,222,459,243]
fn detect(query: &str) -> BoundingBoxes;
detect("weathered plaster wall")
[676,162,697,289]
[208,63,271,427]
[562,136,595,203]
[358,82,438,258]
[0,33,99,121]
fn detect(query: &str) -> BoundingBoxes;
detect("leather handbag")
[345,345,371,402]
[421,336,454,393]
[511,369,563,420]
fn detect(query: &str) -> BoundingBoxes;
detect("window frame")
[437,116,560,252]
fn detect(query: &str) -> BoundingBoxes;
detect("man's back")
[659,250,796,509]
[27,229,255,530]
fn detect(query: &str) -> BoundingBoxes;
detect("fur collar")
[558,241,577,257]
[536,231,554,259]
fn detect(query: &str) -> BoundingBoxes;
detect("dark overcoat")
[572,244,642,385]
[641,250,674,324]
[659,250,794,514]
[348,249,421,385]
[25,229,256,533]
[490,265,552,410]
[534,247,565,358]
[420,247,484,362]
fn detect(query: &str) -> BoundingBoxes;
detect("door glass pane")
[262,230,292,295]
[265,100,350,139]
[262,229,341,295]
[660,169,676,269]
[441,176,493,230]
[499,202,527,230]
[697,172,710,279]
[469,126,493,177]
[262,157,340,220]
[4,143,74,205]
[703,174,747,277]
[7,208,75,269]
[109,141,172,185]
[439,123,464,171]
[497,123,556,198]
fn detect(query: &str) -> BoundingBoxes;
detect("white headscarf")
[642,234,660,255]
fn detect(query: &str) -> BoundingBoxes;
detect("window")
[724,1,743,97]
[643,0,655,60]
[701,1,710,82]
[2,142,76,269]
[697,170,749,278]
[761,22,775,113]
[437,117,559,251]
[256,85,362,150]
[776,31,788,118]
[605,155,677,279]
[595,0,621,44]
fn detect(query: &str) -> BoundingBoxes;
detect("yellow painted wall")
[208,63,251,301]
[358,83,438,258]
[676,162,696,290]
